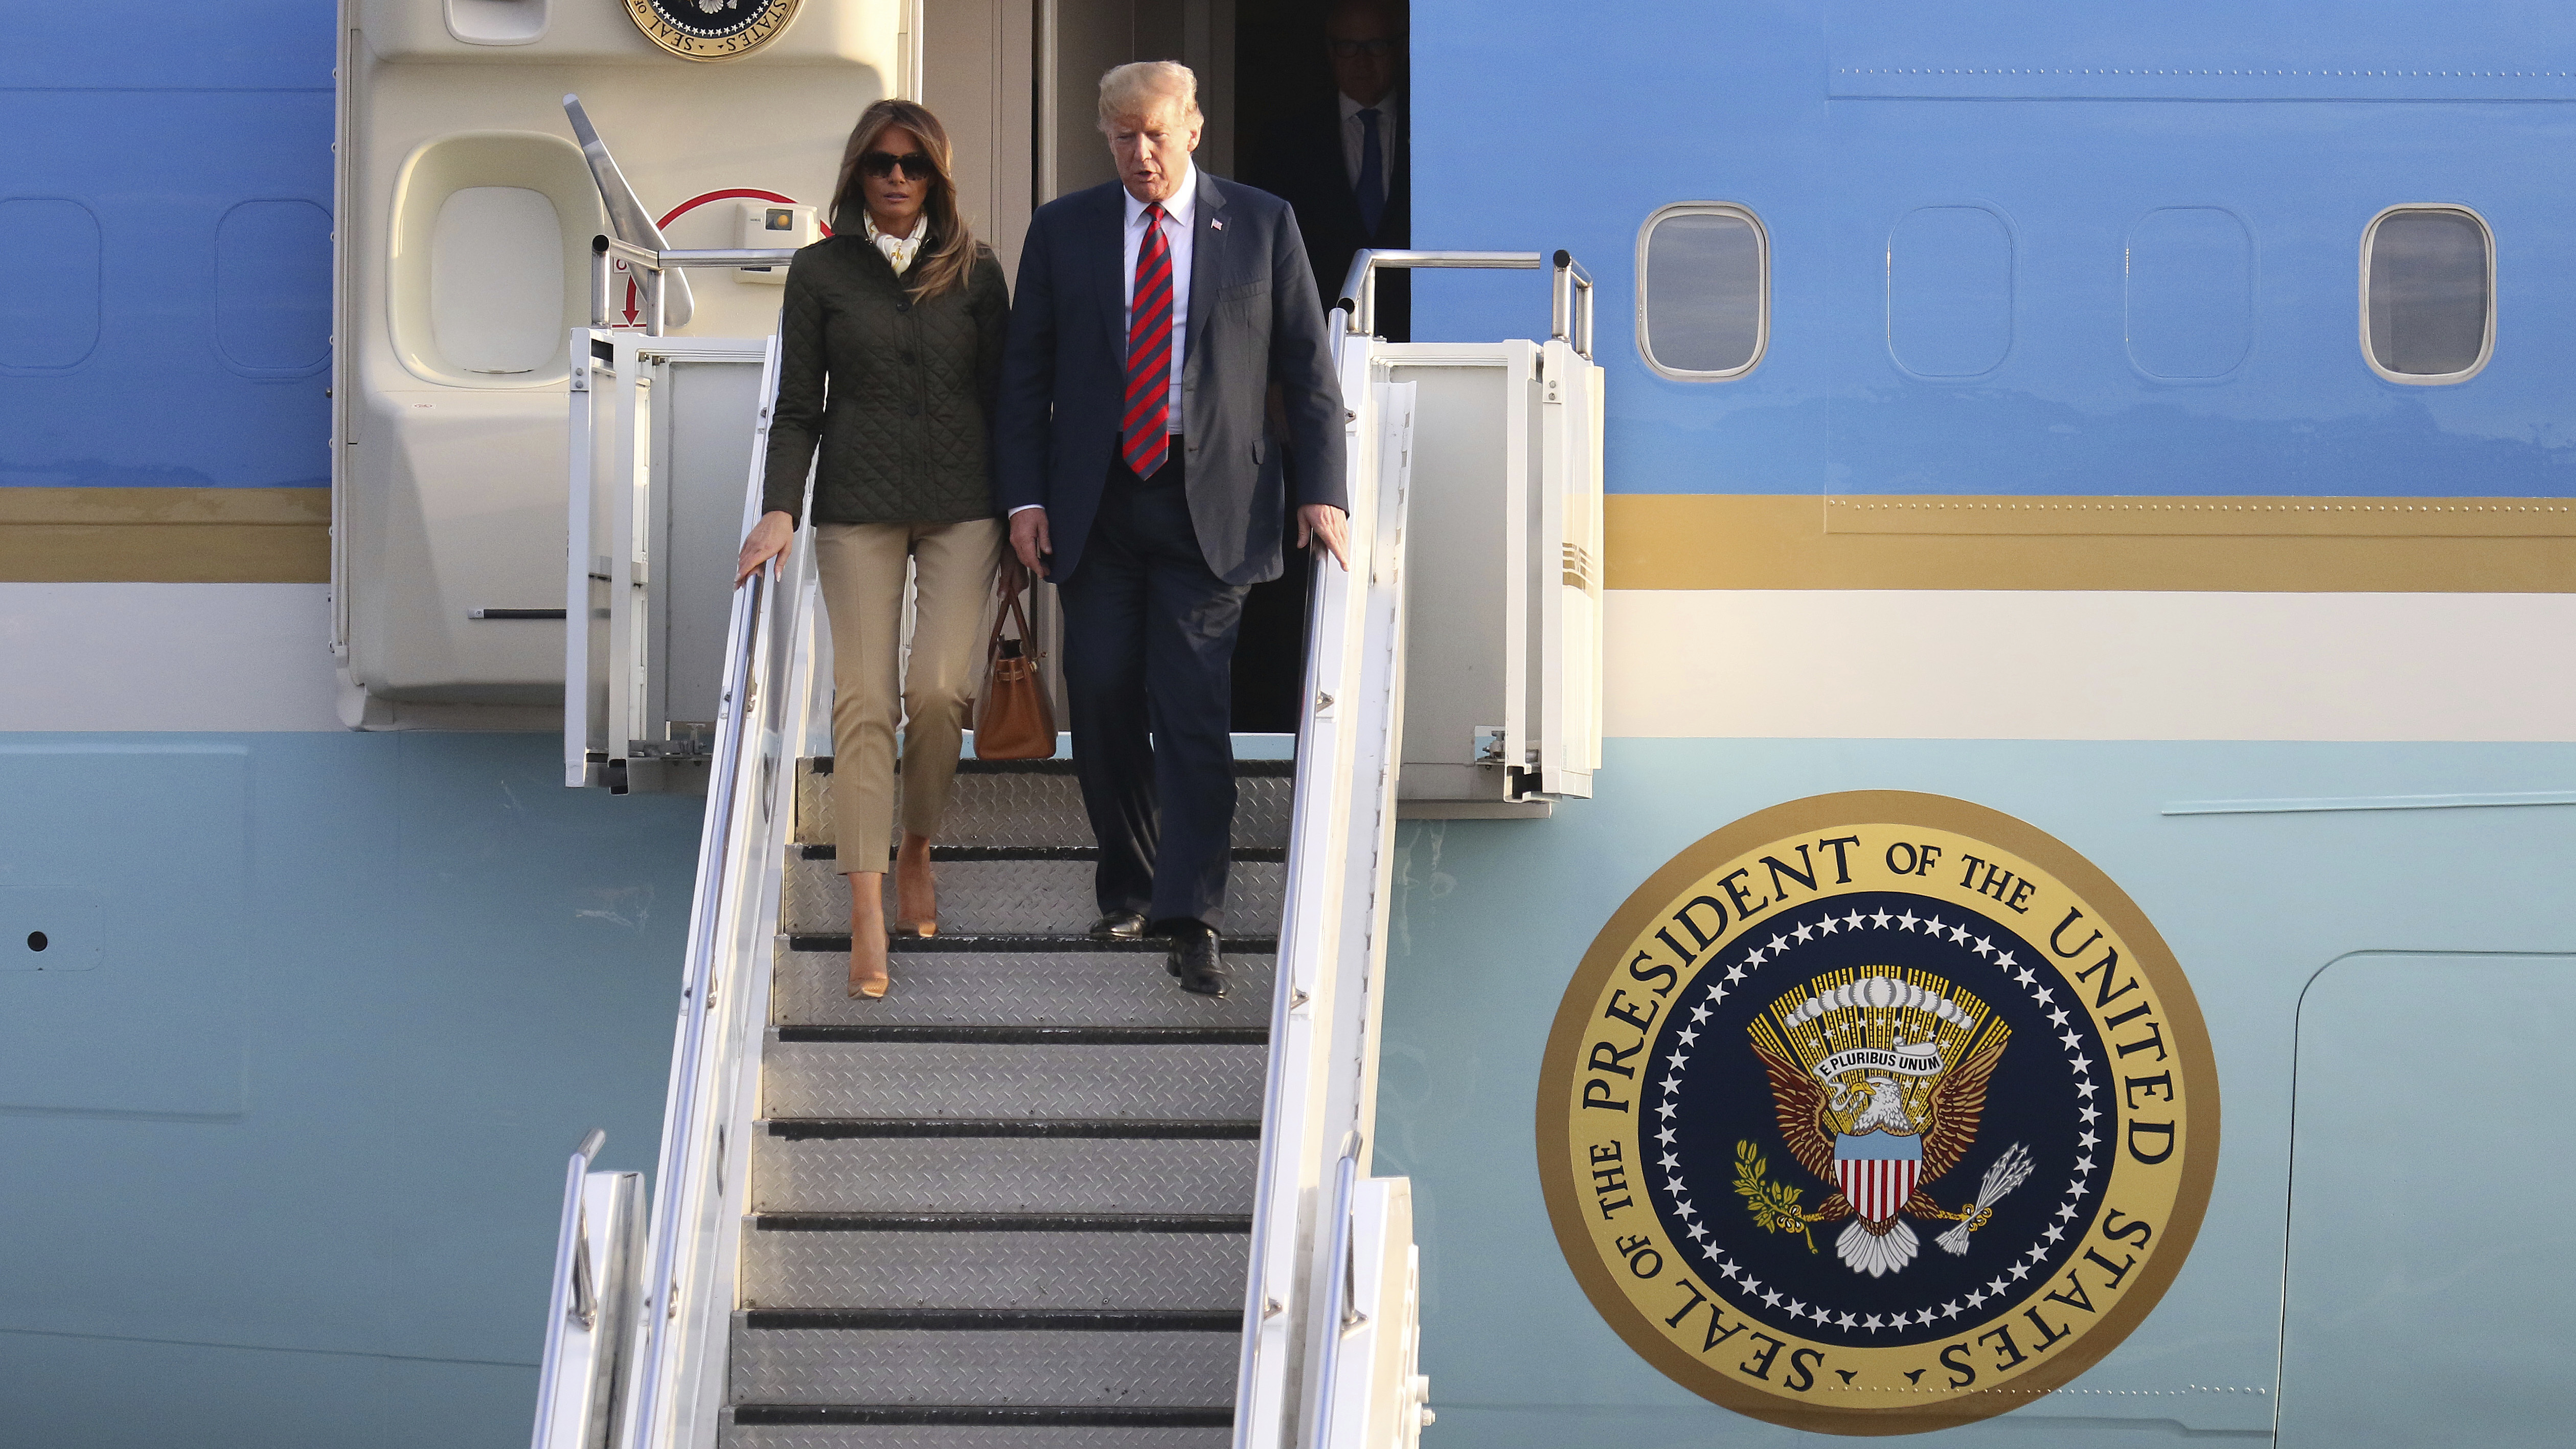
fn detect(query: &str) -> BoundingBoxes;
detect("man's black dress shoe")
[1163,923,1228,997]
[1089,910,1149,940]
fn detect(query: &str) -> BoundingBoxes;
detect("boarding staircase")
[536,245,1600,1449]
[723,754,1289,1445]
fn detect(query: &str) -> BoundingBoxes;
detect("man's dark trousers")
[1059,445,1248,931]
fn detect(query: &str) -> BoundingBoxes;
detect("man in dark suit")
[1246,0,1409,341]
[995,60,1347,997]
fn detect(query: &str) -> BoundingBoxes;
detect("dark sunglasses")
[1328,37,1394,57]
[860,150,936,180]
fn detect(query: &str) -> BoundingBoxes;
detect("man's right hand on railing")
[736,510,794,586]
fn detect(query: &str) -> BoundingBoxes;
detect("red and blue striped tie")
[1122,204,1175,477]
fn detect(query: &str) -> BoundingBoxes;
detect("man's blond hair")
[1098,60,1201,131]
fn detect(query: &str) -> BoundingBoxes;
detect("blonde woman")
[737,99,1013,999]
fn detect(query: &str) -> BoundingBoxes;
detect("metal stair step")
[797,757,1293,851]
[722,1412,1229,1449]
[782,856,1287,937]
[754,1126,1258,1215]
[738,1215,1251,1311]
[759,1037,1266,1122]
[770,939,1275,1029]
[728,1309,1236,1408]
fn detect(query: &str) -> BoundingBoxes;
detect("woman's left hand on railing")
[736,510,794,586]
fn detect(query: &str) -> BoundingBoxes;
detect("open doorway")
[1231,0,1410,731]
[920,0,1409,734]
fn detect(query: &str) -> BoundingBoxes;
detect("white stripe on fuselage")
[1606,589,2576,742]
[0,583,341,731]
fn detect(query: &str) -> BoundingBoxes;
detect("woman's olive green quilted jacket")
[760,233,1010,525]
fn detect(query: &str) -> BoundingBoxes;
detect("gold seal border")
[1535,791,2220,1436]
[622,0,802,61]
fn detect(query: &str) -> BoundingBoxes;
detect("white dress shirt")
[1121,162,1196,438]
[1338,93,1399,205]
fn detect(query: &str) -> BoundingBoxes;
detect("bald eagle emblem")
[1743,969,2034,1277]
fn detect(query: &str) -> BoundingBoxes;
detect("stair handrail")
[618,332,816,1449]
[1236,297,1422,1449]
[1246,251,1587,1448]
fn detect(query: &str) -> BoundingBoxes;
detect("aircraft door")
[334,2,899,723]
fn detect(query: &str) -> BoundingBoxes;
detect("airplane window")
[2362,206,2492,383]
[1638,203,1768,379]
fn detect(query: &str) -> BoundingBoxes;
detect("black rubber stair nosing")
[788,933,1281,955]
[731,1405,1233,1429]
[775,1024,1267,1046]
[741,1307,1242,1332]
[764,1117,1261,1141]
[753,1211,1252,1233]
[799,843,1288,863]
[807,755,1292,779]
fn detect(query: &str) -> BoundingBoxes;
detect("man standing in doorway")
[1233,0,1407,732]
[995,61,1347,997]
[1248,0,1409,341]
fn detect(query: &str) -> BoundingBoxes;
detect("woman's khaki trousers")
[813,518,1003,875]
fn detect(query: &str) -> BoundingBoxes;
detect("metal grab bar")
[536,1128,609,1430]
[590,236,803,335]
[533,1128,645,1449]
[1335,247,1596,360]
[1336,249,1541,342]
[1304,1140,1366,1449]
[567,1128,608,1329]
[1551,249,1595,360]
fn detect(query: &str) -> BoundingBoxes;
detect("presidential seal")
[1538,792,2216,1434]
[621,0,801,60]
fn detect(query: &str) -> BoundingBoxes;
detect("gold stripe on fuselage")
[0,488,328,583]
[1609,494,2576,593]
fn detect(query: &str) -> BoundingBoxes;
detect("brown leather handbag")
[973,581,1057,760]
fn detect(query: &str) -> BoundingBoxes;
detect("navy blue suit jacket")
[994,170,1348,587]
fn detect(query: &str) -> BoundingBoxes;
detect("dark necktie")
[1122,204,1175,478]
[1355,107,1385,236]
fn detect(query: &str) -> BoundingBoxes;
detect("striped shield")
[1835,1131,1925,1226]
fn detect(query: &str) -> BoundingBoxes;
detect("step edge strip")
[772,1025,1268,1046]
[728,1405,1235,1427]
[761,1119,1263,1140]
[751,1212,1252,1234]
[787,934,1282,955]
[796,845,1290,864]
[737,1308,1243,1331]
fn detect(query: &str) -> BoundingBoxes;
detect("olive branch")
[1734,1140,1818,1252]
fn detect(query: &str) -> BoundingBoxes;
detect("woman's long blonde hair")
[829,99,979,302]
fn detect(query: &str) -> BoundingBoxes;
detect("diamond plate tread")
[795,760,1292,852]
[739,1228,1250,1310]
[730,1322,1235,1406]
[722,1423,1227,1449]
[760,1039,1266,1121]
[783,856,1286,936]
[769,947,1274,1029]
[753,1133,1258,1215]
[772,854,1278,936]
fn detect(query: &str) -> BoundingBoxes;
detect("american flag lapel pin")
[1210,218,1223,231]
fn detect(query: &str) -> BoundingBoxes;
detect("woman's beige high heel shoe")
[892,833,938,938]
[848,871,892,999]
